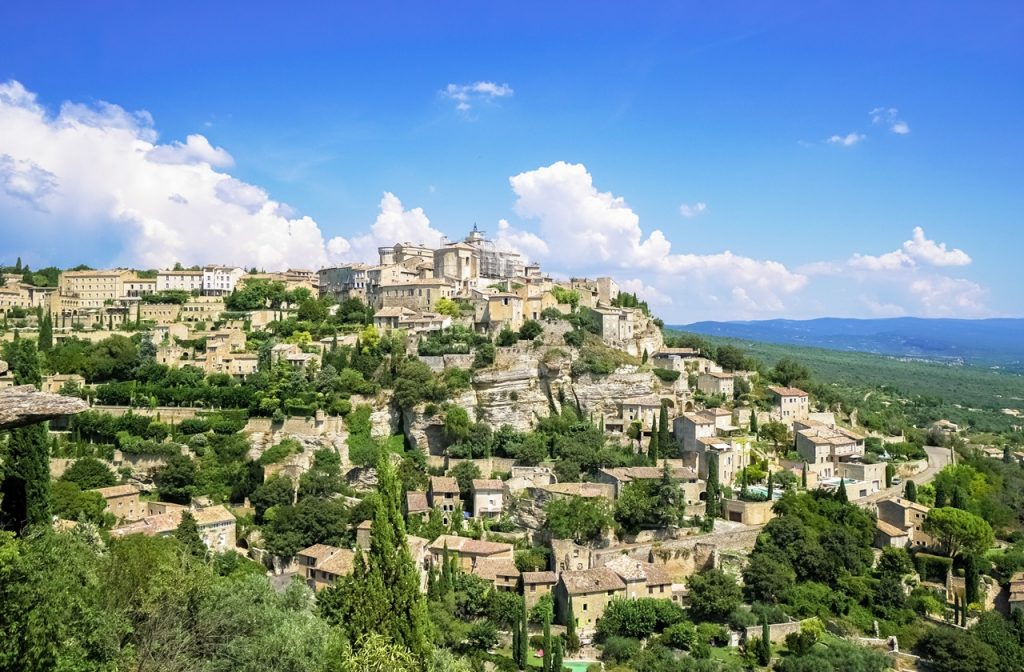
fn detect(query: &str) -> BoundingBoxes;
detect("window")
[582,603,587,611]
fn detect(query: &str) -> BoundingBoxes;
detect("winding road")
[857,445,953,504]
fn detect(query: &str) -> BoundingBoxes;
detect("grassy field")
[666,329,1024,412]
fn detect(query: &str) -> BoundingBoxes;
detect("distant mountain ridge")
[671,317,1024,371]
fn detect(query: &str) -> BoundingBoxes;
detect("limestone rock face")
[0,385,89,430]
[471,360,551,432]
[570,366,659,419]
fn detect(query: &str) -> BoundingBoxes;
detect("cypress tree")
[37,313,53,352]
[512,609,521,668]
[175,510,207,558]
[0,423,51,533]
[318,456,430,659]
[1004,445,1014,464]
[659,403,670,449]
[551,637,563,672]
[441,542,453,594]
[750,408,758,435]
[801,462,808,489]
[836,477,849,504]
[766,470,774,500]
[518,596,529,669]
[756,615,772,665]
[935,482,948,508]
[649,416,660,465]
[952,486,968,510]
[565,596,579,653]
[705,452,720,522]
[965,554,980,605]
[542,612,552,672]
[885,463,896,488]
[905,480,917,503]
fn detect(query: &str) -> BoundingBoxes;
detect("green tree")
[835,477,849,504]
[648,416,660,465]
[2,338,41,386]
[250,473,295,523]
[905,479,918,503]
[449,460,481,503]
[924,507,994,559]
[37,313,53,352]
[749,409,758,435]
[760,421,790,452]
[565,595,580,652]
[60,456,117,489]
[542,611,552,672]
[755,615,772,665]
[434,297,462,318]
[544,496,613,543]
[519,319,543,341]
[551,636,563,672]
[686,568,741,623]
[319,456,430,660]
[0,423,51,533]
[658,404,671,454]
[444,406,472,445]
[915,628,999,672]
[175,510,207,558]
[153,454,197,505]
[518,595,529,668]
[704,452,721,524]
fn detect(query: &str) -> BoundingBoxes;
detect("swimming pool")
[563,661,598,672]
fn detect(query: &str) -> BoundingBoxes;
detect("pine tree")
[542,612,552,672]
[565,596,579,653]
[658,404,671,455]
[648,416,660,465]
[37,312,53,352]
[175,510,207,558]
[905,480,917,503]
[0,423,51,533]
[836,477,849,504]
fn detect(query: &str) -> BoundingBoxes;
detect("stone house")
[375,279,456,311]
[427,535,514,573]
[201,265,245,296]
[768,385,809,421]
[405,491,430,520]
[473,292,524,333]
[604,554,674,600]
[688,436,752,487]
[428,476,462,524]
[697,372,734,397]
[93,483,143,522]
[472,556,521,591]
[110,504,236,552]
[875,497,934,549]
[556,567,627,631]
[596,466,704,505]
[471,479,504,519]
[157,269,203,293]
[522,571,558,609]
[620,395,665,432]
[721,498,776,525]
[42,373,85,394]
[295,544,356,591]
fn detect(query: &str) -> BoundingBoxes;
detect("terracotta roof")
[522,571,558,585]
[428,534,513,556]
[561,567,626,595]
[93,484,140,499]
[319,549,356,576]
[875,520,909,538]
[406,491,429,513]
[430,476,460,494]
[298,543,341,563]
[768,385,808,398]
[473,557,521,582]
[472,479,504,491]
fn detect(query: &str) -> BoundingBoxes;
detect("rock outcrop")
[0,385,89,430]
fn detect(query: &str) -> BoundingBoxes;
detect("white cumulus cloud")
[502,161,807,318]
[679,202,707,218]
[871,107,910,135]
[850,227,971,270]
[443,81,514,112]
[827,132,866,147]
[146,133,234,167]
[326,192,446,263]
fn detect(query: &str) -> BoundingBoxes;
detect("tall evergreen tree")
[756,615,772,665]
[836,477,849,504]
[564,596,579,653]
[551,637,563,672]
[512,609,521,668]
[965,554,980,605]
[0,423,51,533]
[2,338,41,387]
[705,452,721,523]
[801,462,808,489]
[174,510,207,558]
[766,470,774,500]
[750,408,759,435]
[37,313,52,352]
[648,417,660,465]
[518,596,529,669]
[952,485,968,510]
[905,480,918,503]
[934,481,948,508]
[658,404,671,454]
[318,456,430,659]
[542,612,552,672]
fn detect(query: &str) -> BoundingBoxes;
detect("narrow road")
[857,445,952,504]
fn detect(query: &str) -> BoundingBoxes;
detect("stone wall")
[743,620,801,645]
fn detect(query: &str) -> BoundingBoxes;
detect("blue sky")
[0,1,1021,321]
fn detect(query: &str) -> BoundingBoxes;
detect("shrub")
[652,368,680,382]
[601,636,641,664]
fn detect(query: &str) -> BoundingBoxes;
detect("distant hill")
[671,317,1024,371]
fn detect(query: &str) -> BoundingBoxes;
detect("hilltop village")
[1,228,1023,672]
